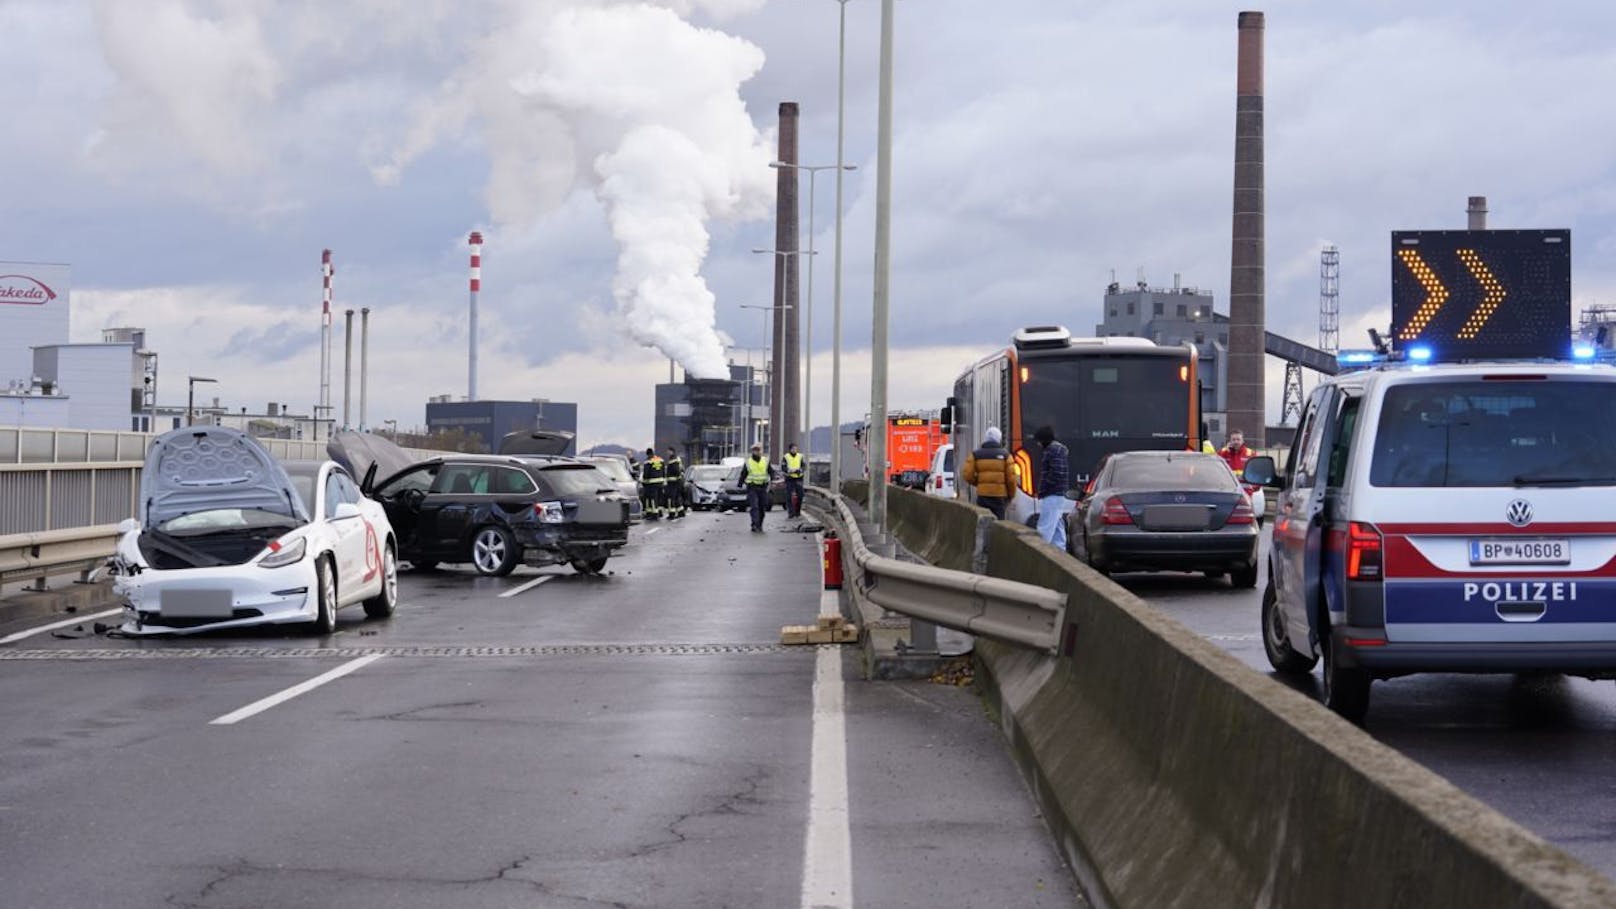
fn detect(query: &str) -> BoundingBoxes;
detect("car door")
[324,469,368,601]
[371,463,439,557]
[1273,385,1342,654]
[428,463,490,556]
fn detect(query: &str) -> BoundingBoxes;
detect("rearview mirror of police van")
[1241,456,1276,487]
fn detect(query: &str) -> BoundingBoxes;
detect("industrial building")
[653,361,769,465]
[1095,276,1232,442]
[424,398,578,454]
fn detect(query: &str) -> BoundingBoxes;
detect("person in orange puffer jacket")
[960,426,1021,520]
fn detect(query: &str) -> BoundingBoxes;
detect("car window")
[324,473,346,519]
[587,459,632,483]
[1111,456,1239,491]
[942,448,955,472]
[1325,396,1361,488]
[489,466,537,495]
[335,472,362,504]
[433,464,490,495]
[1369,379,1616,487]
[375,464,438,498]
[538,465,614,497]
[1290,389,1329,489]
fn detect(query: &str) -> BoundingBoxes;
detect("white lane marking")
[802,586,853,909]
[209,654,386,726]
[499,575,554,599]
[0,608,122,645]
[645,527,661,536]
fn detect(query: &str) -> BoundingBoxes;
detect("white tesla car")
[112,427,399,635]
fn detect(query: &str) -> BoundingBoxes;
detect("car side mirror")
[333,502,363,521]
[1242,456,1276,487]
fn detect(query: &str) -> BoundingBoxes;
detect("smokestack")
[1227,11,1266,448]
[771,101,801,454]
[469,231,483,401]
[360,307,370,430]
[343,309,354,429]
[320,250,333,437]
[1467,195,1488,230]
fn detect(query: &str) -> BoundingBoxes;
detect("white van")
[1258,356,1616,721]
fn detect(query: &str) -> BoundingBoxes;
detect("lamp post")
[187,376,218,427]
[768,162,856,464]
[383,418,398,437]
[739,304,791,450]
[751,247,816,452]
[870,0,895,528]
[832,0,852,495]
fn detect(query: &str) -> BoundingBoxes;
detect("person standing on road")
[780,442,806,518]
[1033,425,1070,549]
[640,448,666,520]
[736,443,776,532]
[663,446,686,519]
[961,426,1019,520]
[1218,430,1253,475]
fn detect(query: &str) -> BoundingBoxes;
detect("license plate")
[1468,538,1570,566]
[159,589,234,618]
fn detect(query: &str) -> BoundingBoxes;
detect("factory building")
[1095,276,1232,442]
[424,398,579,454]
[653,362,769,465]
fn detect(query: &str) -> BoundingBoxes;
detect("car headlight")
[259,537,307,569]
[536,501,566,524]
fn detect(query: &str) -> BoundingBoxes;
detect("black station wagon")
[330,432,631,576]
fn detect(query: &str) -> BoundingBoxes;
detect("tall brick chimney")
[771,101,801,455]
[1227,11,1266,447]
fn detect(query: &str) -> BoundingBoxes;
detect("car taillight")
[1346,521,1382,580]
[1227,498,1255,525]
[935,475,943,489]
[1101,496,1133,525]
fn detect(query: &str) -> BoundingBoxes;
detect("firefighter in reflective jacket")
[780,442,806,518]
[640,448,666,519]
[736,443,776,532]
[663,446,686,519]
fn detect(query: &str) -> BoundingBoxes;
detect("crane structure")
[1280,245,1340,425]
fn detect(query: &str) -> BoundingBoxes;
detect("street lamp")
[187,376,218,427]
[768,161,856,464]
[870,0,896,528]
[739,305,791,449]
[383,418,398,436]
[751,246,817,452]
[832,0,853,493]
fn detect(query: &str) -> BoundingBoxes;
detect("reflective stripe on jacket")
[642,457,666,484]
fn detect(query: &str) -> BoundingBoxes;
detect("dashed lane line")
[0,608,123,645]
[499,575,555,598]
[802,584,853,908]
[209,653,387,725]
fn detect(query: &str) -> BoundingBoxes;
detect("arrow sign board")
[1390,229,1570,359]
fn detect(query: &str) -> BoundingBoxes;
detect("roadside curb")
[0,581,119,637]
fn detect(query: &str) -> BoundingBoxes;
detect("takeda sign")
[0,274,57,305]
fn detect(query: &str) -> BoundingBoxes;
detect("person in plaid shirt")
[1034,425,1070,548]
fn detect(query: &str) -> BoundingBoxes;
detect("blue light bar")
[1337,350,1378,365]
[1407,345,1433,362]
[1573,344,1597,360]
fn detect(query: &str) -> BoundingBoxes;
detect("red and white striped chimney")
[320,249,334,427]
[468,231,482,402]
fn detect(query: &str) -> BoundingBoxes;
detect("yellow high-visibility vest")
[783,452,804,477]
[744,457,771,485]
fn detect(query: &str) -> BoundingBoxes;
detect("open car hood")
[141,426,309,528]
[497,430,575,457]
[327,430,421,493]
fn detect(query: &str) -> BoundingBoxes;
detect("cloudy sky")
[4,0,1616,447]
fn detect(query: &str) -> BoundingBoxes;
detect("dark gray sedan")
[1066,450,1260,587]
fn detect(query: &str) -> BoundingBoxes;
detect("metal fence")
[0,427,430,536]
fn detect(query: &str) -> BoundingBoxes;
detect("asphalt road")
[0,509,1083,909]
[1119,536,1616,880]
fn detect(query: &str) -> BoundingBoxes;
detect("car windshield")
[159,508,302,535]
[586,459,633,483]
[1111,455,1239,491]
[542,465,616,496]
[1370,379,1616,487]
[281,464,320,513]
[689,465,729,482]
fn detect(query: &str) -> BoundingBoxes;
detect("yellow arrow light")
[1397,249,1449,340]
[1456,249,1507,339]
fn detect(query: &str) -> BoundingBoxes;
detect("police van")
[1253,347,1616,721]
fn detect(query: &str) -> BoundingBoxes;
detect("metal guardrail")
[806,488,1067,654]
[0,461,142,536]
[0,524,120,590]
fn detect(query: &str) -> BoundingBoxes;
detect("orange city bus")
[950,325,1202,521]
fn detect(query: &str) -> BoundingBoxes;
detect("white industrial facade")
[0,261,71,389]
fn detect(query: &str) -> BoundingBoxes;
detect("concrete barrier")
[879,495,1616,908]
[885,486,991,573]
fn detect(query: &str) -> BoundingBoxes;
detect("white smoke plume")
[88,0,776,380]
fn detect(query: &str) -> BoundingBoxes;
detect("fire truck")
[855,412,945,487]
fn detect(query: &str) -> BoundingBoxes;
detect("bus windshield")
[1020,354,1191,487]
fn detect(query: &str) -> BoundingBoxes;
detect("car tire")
[363,544,399,619]
[1261,576,1316,676]
[1321,619,1372,723]
[311,556,338,635]
[409,559,438,572]
[1230,560,1259,589]
[571,556,609,574]
[470,525,520,577]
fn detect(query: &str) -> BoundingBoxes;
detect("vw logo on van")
[1505,499,1534,527]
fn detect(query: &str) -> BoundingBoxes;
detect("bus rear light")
[1020,366,1030,384]
[1179,365,1188,382]
[1227,499,1255,525]
[1345,522,1383,580]
[1014,449,1034,496]
[1101,497,1133,525]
